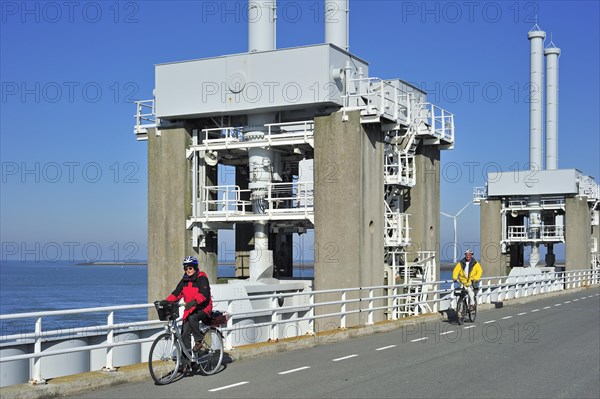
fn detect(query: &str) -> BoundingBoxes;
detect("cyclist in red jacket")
[165,256,212,352]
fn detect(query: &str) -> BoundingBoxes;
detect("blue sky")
[1,1,598,262]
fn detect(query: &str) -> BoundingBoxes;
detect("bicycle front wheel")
[149,332,182,385]
[456,298,466,325]
[197,327,224,375]
[468,301,477,323]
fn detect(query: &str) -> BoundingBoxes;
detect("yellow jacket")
[452,258,482,286]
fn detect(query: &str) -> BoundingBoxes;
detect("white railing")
[198,120,314,150]
[384,151,415,187]
[507,197,566,210]
[507,225,565,241]
[133,99,156,135]
[1,269,598,386]
[473,186,487,203]
[198,181,314,221]
[342,77,410,124]
[417,103,454,143]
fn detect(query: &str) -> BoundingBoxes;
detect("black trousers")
[182,311,210,351]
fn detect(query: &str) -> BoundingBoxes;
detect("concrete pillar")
[235,166,252,278]
[405,144,441,280]
[147,127,192,304]
[592,210,600,268]
[565,196,591,270]
[480,199,506,276]
[314,110,384,327]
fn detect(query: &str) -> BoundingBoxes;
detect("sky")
[1,0,599,263]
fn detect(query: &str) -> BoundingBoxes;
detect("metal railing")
[507,225,565,241]
[417,103,454,143]
[342,77,411,124]
[1,269,598,386]
[197,181,314,222]
[197,121,314,150]
[473,186,487,203]
[133,99,156,135]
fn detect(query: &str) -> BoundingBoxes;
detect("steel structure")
[475,25,599,271]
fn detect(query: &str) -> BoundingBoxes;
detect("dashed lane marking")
[573,299,579,302]
[565,301,571,304]
[440,331,456,335]
[531,309,540,312]
[463,326,476,330]
[209,382,249,392]
[484,320,496,324]
[279,366,310,375]
[543,306,551,309]
[333,354,358,362]
[410,337,429,342]
[376,345,397,351]
[502,316,513,320]
[554,304,561,307]
[517,312,527,316]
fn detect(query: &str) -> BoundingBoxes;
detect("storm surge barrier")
[1,268,598,387]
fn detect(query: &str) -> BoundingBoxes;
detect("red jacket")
[165,270,212,320]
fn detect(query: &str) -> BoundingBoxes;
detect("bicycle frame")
[164,318,196,363]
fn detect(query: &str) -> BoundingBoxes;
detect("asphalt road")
[71,287,600,399]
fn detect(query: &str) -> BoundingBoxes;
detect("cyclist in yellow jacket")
[452,249,482,310]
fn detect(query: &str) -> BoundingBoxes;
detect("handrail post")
[340,291,347,329]
[30,317,46,385]
[270,296,279,342]
[308,293,315,335]
[225,300,234,350]
[367,289,374,325]
[104,311,117,371]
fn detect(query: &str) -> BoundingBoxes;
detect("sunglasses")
[184,266,195,271]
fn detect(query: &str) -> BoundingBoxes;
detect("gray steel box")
[487,169,581,196]
[155,44,368,119]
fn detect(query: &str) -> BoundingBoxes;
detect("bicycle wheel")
[148,332,182,385]
[468,301,477,323]
[197,327,224,375]
[456,298,465,325]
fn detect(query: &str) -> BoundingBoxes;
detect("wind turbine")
[441,201,472,264]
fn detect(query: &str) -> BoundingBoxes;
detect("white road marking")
[502,316,513,320]
[440,331,456,335]
[543,306,551,309]
[484,320,496,324]
[463,325,476,330]
[209,382,249,392]
[376,345,397,351]
[333,354,358,362]
[573,299,579,302]
[531,309,540,312]
[410,337,429,342]
[278,366,310,375]
[588,295,594,298]
[565,301,571,304]
[554,304,561,307]
[517,312,527,316]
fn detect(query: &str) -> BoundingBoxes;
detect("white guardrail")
[1,269,598,386]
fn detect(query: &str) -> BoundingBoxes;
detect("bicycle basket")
[154,301,179,321]
[454,288,464,296]
[209,310,229,326]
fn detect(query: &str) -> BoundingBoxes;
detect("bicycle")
[148,301,225,385]
[454,284,477,324]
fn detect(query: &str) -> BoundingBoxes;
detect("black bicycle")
[454,285,477,324]
[148,301,226,385]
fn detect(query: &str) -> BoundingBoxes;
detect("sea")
[0,260,451,335]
